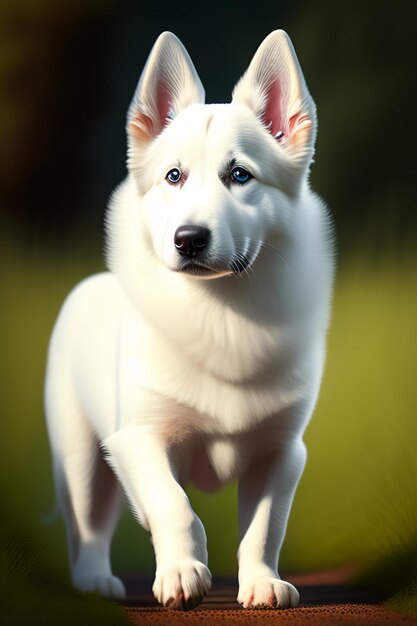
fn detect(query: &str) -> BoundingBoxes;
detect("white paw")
[153,560,212,610]
[74,574,127,600]
[238,577,299,609]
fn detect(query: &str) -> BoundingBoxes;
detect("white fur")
[45,30,334,610]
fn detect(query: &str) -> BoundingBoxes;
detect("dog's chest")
[119,305,309,434]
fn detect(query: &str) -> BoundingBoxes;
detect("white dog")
[44,30,334,610]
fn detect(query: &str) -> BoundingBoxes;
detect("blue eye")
[166,168,182,184]
[230,166,252,185]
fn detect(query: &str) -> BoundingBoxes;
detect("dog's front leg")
[237,438,306,609]
[104,425,211,609]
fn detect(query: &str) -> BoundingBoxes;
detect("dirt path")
[122,569,417,625]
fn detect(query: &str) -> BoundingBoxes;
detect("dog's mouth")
[176,253,254,279]
[177,259,227,278]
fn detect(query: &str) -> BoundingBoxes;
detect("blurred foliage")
[0,0,116,235]
[0,534,129,626]
[292,1,416,255]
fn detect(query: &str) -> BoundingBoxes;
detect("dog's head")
[123,30,316,280]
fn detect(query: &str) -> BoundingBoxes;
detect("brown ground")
[121,568,417,625]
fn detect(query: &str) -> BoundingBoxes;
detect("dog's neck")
[116,246,314,383]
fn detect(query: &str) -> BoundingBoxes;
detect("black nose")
[174,225,210,258]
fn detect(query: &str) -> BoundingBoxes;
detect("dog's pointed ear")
[232,30,316,166]
[128,32,205,143]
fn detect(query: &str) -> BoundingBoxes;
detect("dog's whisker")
[232,251,256,282]
[234,238,290,272]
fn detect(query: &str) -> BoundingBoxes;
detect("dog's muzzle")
[173,225,254,278]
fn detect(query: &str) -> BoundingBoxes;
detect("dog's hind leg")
[52,426,126,600]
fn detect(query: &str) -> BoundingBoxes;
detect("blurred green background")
[1,0,416,622]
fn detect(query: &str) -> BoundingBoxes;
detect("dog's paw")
[238,577,299,609]
[73,574,127,600]
[153,560,212,610]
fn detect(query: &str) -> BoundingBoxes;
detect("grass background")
[1,235,416,621]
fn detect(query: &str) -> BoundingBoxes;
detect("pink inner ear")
[289,113,311,133]
[129,80,173,141]
[129,112,154,142]
[261,78,285,139]
[155,81,172,132]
